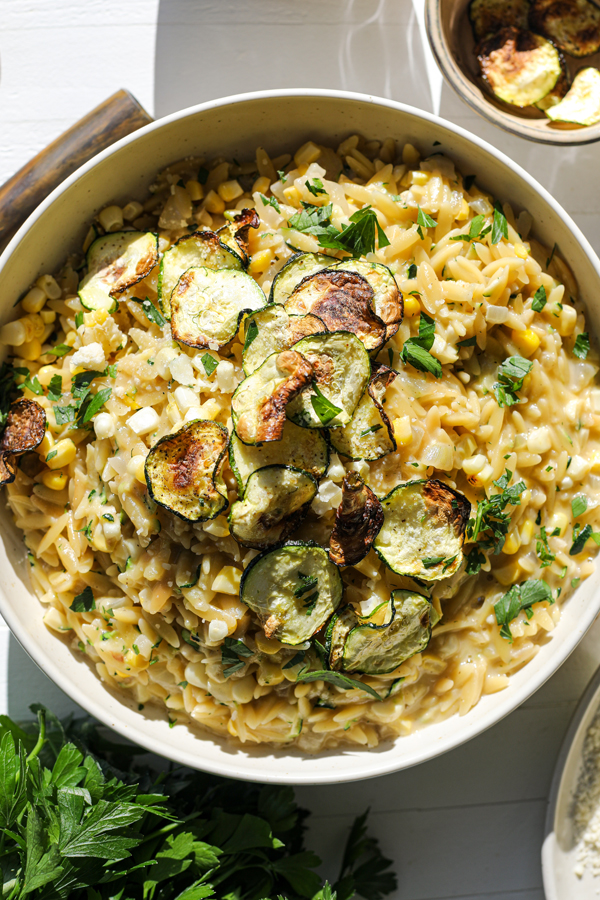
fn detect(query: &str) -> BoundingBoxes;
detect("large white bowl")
[1,89,600,784]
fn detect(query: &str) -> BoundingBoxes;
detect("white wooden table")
[2,2,600,897]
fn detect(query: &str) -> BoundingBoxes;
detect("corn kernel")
[19,338,43,361]
[514,243,529,259]
[294,141,322,168]
[46,438,77,469]
[41,468,68,490]
[212,565,242,594]
[124,650,148,670]
[411,171,429,186]
[520,518,534,545]
[248,248,273,275]
[589,450,600,473]
[548,511,569,536]
[198,398,220,419]
[510,327,540,357]
[126,454,147,485]
[91,308,109,325]
[403,296,421,317]
[557,304,577,337]
[37,432,54,456]
[98,205,123,232]
[469,462,494,487]
[0,319,27,346]
[185,179,204,202]
[462,454,487,475]
[217,179,243,203]
[122,200,144,221]
[283,185,302,207]
[253,175,271,194]
[22,286,47,313]
[255,633,283,654]
[503,532,521,555]
[204,190,225,214]
[37,274,61,300]
[40,309,56,324]
[393,416,412,446]
[456,199,470,221]
[65,331,77,347]
[37,365,57,387]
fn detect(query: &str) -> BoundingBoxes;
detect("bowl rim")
[424,0,600,146]
[2,87,600,783]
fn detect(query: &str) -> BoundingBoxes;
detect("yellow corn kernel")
[199,398,220,419]
[590,450,600,473]
[393,416,412,446]
[212,565,242,595]
[204,190,225,214]
[510,327,540,357]
[37,365,57,387]
[121,395,141,410]
[124,649,149,670]
[46,438,76,469]
[122,200,144,221]
[65,331,77,347]
[0,319,27,346]
[37,431,54,456]
[87,307,109,326]
[468,462,494,487]
[456,199,470,221]
[126,454,146,485]
[283,185,302,207]
[36,274,61,300]
[24,314,45,339]
[40,309,56,324]
[514,243,529,259]
[217,179,243,203]
[255,633,284,654]
[185,179,204,202]
[548,511,569,536]
[22,286,47,314]
[410,171,429,186]
[19,338,43,361]
[98,205,123,232]
[403,296,421,317]
[520,518,534,545]
[557,304,577,337]
[253,175,271,194]
[503,531,521,555]
[294,141,322,168]
[41,468,68,490]
[248,248,273,275]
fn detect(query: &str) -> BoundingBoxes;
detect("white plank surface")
[1,2,600,897]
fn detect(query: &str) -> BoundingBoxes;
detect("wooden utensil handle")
[0,89,153,247]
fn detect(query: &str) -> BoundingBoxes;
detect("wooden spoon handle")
[0,89,153,247]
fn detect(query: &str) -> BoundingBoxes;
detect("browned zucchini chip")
[216,208,260,265]
[229,422,329,493]
[171,266,266,350]
[0,399,46,455]
[0,453,16,486]
[329,473,384,566]
[158,230,243,318]
[477,27,563,107]
[145,419,229,522]
[547,66,600,123]
[269,251,332,305]
[229,465,317,548]
[242,305,325,375]
[285,269,386,352]
[535,59,571,109]
[329,363,397,461]
[330,260,403,341]
[79,231,159,313]
[374,479,471,580]
[530,0,600,56]
[232,350,313,445]
[469,0,530,41]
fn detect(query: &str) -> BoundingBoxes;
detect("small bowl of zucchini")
[426,0,600,143]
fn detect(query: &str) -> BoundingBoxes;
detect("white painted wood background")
[1,1,600,897]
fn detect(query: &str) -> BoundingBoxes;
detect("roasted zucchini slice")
[546,66,600,124]
[329,474,384,566]
[232,350,313,445]
[78,231,158,312]
[285,269,386,352]
[326,590,433,676]
[269,251,332,305]
[530,0,600,56]
[216,208,260,266]
[286,332,371,429]
[229,465,317,548]
[330,260,403,341]
[0,399,46,486]
[374,479,470,580]
[469,0,530,41]
[239,541,344,645]
[329,364,397,461]
[477,27,563,107]
[534,61,570,109]
[242,305,326,375]
[229,422,329,493]
[158,230,243,318]
[145,419,229,522]
[170,266,266,350]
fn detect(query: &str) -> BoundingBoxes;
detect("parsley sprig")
[466,469,526,563]
[400,312,442,378]
[492,356,533,408]
[449,214,491,243]
[494,579,553,640]
[220,636,253,677]
[288,203,389,258]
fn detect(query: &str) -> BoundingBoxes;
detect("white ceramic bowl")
[2,89,600,784]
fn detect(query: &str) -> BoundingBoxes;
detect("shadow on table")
[6,632,83,721]
[153,0,434,119]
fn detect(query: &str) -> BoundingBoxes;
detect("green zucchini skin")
[239,540,344,645]
[242,305,326,376]
[144,419,229,523]
[228,423,329,495]
[158,230,243,319]
[269,251,332,305]
[373,479,470,581]
[326,590,433,676]
[477,27,563,108]
[228,464,317,549]
[329,364,397,461]
[546,66,600,124]
[530,0,600,57]
[78,231,159,313]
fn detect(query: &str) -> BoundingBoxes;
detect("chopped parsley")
[407,263,418,279]
[360,424,383,437]
[491,203,508,245]
[400,311,442,378]
[221,637,253,677]
[261,194,281,213]
[570,523,600,556]
[277,169,287,183]
[288,203,389,258]
[422,556,446,568]
[75,311,84,329]
[243,319,259,352]
[466,468,526,555]
[47,374,63,402]
[416,206,437,239]
[131,296,166,327]
[18,373,43,396]
[573,332,590,360]
[572,495,588,518]
[536,527,556,568]
[492,356,533,408]
[305,177,327,196]
[531,285,547,312]
[494,579,553,640]
[296,668,381,700]
[51,343,72,358]
[201,353,219,377]
[69,585,95,612]
[310,381,342,425]
[449,214,491,243]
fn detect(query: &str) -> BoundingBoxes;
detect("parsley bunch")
[0,706,396,900]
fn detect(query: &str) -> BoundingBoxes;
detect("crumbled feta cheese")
[311,479,343,516]
[216,360,236,393]
[569,455,590,481]
[93,411,116,439]
[326,452,345,483]
[169,353,195,385]
[432,334,458,364]
[526,426,552,455]
[184,406,204,423]
[70,341,106,371]
[128,407,160,435]
[208,619,229,642]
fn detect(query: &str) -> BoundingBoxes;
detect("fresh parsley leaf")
[221,637,253,677]
[449,215,491,243]
[294,572,318,597]
[457,336,477,347]
[77,387,112,425]
[283,651,306,670]
[573,332,590,360]
[493,356,533,408]
[494,579,552,640]
[132,296,167,327]
[331,206,390,258]
[46,448,57,461]
[261,194,281,213]
[201,353,218,377]
[296,668,381,700]
[400,312,442,378]
[75,311,84,329]
[407,263,417,279]
[277,169,288,183]
[243,319,259,352]
[546,242,557,269]
[47,374,63,402]
[310,382,342,425]
[70,586,95,612]
[491,203,508,245]
[416,206,437,239]
[466,468,526,553]
[360,424,383,437]
[536,527,555,568]
[288,202,334,235]
[52,344,71,358]
[71,370,105,400]
[54,405,77,425]
[570,523,600,555]
[19,374,43,395]
[422,556,445,568]
[572,495,588,518]
[305,177,327,196]
[531,285,547,312]
[465,547,486,575]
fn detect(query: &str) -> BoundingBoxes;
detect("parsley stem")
[26,708,46,764]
